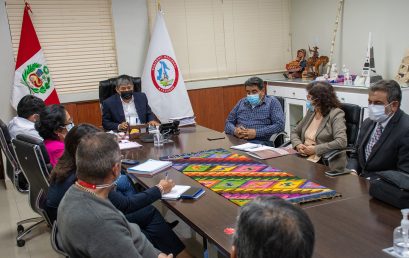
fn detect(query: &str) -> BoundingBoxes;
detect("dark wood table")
[124,125,400,258]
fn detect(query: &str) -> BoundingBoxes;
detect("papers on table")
[127,159,172,177]
[119,140,142,150]
[231,143,297,159]
[169,116,196,127]
[162,185,191,200]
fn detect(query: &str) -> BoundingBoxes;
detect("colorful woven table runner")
[162,148,339,206]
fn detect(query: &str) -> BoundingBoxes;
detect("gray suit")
[291,108,347,172]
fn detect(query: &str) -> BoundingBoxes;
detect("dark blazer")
[291,108,347,172]
[349,109,409,177]
[102,92,156,131]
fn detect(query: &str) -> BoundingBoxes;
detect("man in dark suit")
[102,75,160,131]
[349,80,409,177]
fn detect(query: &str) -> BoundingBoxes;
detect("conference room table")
[123,125,401,258]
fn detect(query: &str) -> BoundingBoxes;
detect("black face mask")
[120,91,133,100]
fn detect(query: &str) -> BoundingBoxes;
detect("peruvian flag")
[11,3,59,109]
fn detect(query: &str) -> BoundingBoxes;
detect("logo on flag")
[150,55,179,93]
[21,63,51,94]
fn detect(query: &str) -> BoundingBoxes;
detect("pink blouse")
[44,139,65,167]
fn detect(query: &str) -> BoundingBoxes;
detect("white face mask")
[368,103,392,123]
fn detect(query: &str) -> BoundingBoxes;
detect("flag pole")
[157,0,161,12]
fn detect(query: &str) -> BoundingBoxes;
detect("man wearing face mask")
[102,75,160,131]
[349,80,409,177]
[225,77,285,145]
[57,133,171,258]
[8,95,45,140]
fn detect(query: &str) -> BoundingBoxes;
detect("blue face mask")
[247,94,260,106]
[306,100,314,112]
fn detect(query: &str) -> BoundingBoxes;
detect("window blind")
[147,0,291,81]
[6,0,118,95]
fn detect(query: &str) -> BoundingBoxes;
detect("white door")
[285,98,306,135]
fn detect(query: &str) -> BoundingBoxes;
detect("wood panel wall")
[63,84,250,132]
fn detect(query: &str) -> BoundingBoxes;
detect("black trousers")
[125,205,185,256]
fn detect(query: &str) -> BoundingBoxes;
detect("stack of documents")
[119,140,142,150]
[231,143,297,159]
[127,159,172,177]
[230,143,262,151]
[169,116,196,127]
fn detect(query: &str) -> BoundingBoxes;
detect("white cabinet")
[267,79,409,135]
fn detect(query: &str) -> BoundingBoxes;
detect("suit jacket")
[349,109,409,177]
[291,108,347,172]
[102,92,156,131]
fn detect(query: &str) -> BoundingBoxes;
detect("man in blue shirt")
[225,77,284,145]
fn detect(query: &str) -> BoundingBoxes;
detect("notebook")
[119,140,142,150]
[246,146,298,160]
[180,187,205,199]
[161,185,191,200]
[230,143,262,151]
[127,159,172,177]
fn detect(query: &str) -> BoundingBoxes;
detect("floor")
[0,179,209,258]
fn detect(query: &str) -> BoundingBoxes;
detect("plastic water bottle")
[394,209,409,257]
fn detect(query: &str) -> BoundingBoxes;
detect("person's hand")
[234,127,245,138]
[158,253,173,258]
[158,179,175,194]
[242,129,256,140]
[303,145,316,155]
[148,120,160,126]
[118,122,129,131]
[295,144,306,153]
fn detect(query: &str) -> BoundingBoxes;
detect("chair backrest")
[12,137,51,225]
[16,134,52,177]
[271,96,286,146]
[274,95,285,112]
[0,119,21,180]
[51,221,70,257]
[99,76,141,103]
[340,103,362,147]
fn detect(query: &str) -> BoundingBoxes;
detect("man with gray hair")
[102,74,160,131]
[231,196,315,258]
[349,80,409,177]
[57,133,172,258]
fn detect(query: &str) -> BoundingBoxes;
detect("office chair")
[321,103,363,166]
[12,137,52,247]
[51,221,70,257]
[0,119,27,192]
[16,134,53,179]
[99,76,142,104]
[270,95,288,147]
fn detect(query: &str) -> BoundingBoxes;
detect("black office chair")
[270,95,287,147]
[0,119,27,192]
[99,76,141,104]
[12,137,52,247]
[321,103,363,167]
[16,134,53,178]
[51,221,70,257]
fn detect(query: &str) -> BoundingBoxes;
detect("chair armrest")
[322,147,356,166]
[270,131,288,147]
[279,140,292,148]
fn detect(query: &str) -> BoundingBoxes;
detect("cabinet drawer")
[267,86,306,100]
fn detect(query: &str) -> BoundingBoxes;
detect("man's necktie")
[365,123,383,160]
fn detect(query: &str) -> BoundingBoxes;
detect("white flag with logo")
[142,11,194,123]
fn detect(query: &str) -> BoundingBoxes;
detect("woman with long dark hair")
[290,81,348,172]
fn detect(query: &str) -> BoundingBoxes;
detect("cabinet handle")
[292,92,295,95]
[273,90,276,94]
[341,97,345,101]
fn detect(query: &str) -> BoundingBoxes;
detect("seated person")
[8,95,45,140]
[57,132,171,258]
[48,124,188,257]
[102,75,160,131]
[349,80,409,177]
[231,196,314,258]
[291,81,347,172]
[35,104,73,166]
[225,77,284,146]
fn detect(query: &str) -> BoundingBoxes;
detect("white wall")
[0,0,16,122]
[291,0,409,79]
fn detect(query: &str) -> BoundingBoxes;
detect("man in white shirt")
[102,75,160,131]
[8,95,45,140]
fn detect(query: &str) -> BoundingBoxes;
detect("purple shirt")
[44,139,65,167]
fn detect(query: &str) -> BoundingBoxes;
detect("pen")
[165,171,168,180]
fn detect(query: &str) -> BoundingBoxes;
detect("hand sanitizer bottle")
[394,209,409,257]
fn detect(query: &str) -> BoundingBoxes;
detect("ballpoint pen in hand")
[165,171,168,180]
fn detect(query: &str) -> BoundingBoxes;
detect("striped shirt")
[225,95,285,141]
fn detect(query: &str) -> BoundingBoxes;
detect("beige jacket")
[291,108,347,172]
